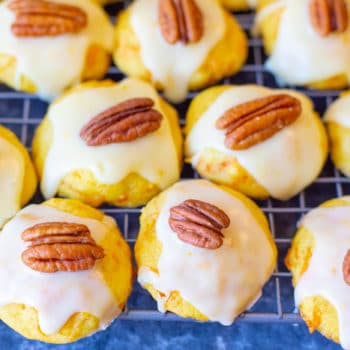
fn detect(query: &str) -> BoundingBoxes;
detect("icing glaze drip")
[130,0,225,102]
[0,204,119,334]
[0,0,113,100]
[324,93,350,128]
[264,0,350,86]
[185,86,325,200]
[138,180,275,325]
[41,78,179,199]
[296,201,350,349]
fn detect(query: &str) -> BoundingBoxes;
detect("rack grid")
[0,3,348,324]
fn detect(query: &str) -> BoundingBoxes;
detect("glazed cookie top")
[0,133,24,227]
[138,179,276,325]
[258,0,350,85]
[0,0,113,100]
[324,92,350,128]
[129,0,225,102]
[41,78,180,199]
[295,198,350,349]
[185,85,325,200]
[0,202,120,335]
[247,0,256,6]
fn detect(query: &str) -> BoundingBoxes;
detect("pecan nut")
[216,94,302,150]
[343,249,350,285]
[158,0,203,44]
[309,0,348,37]
[8,0,87,37]
[169,199,230,249]
[80,97,163,146]
[21,222,104,273]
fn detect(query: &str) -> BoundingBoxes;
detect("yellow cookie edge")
[113,6,248,93]
[0,125,37,207]
[256,0,348,89]
[135,182,277,322]
[285,198,350,346]
[0,198,133,344]
[32,80,183,207]
[184,84,328,200]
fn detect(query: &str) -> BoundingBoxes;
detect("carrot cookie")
[286,196,350,349]
[136,179,277,324]
[256,0,350,89]
[32,78,182,207]
[0,198,132,343]
[185,85,328,200]
[113,0,247,102]
[325,91,350,177]
[0,0,113,100]
[0,125,37,228]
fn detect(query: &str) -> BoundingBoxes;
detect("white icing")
[138,179,276,325]
[0,0,113,100]
[0,136,24,228]
[246,0,257,7]
[325,94,350,129]
[253,0,286,35]
[264,0,350,86]
[295,200,350,350]
[0,204,120,335]
[41,78,179,199]
[185,86,325,200]
[130,0,225,103]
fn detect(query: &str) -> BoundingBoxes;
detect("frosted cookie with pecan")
[256,0,350,89]
[136,179,277,323]
[0,0,113,100]
[286,196,350,349]
[113,0,247,102]
[185,85,328,200]
[32,78,182,207]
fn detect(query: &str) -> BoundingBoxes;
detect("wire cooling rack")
[0,2,349,324]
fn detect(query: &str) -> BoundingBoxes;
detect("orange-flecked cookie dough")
[325,91,350,177]
[32,78,182,207]
[221,0,257,11]
[0,125,37,228]
[136,179,277,324]
[185,84,328,200]
[286,197,350,349]
[0,198,132,344]
[0,0,113,100]
[255,0,350,89]
[113,0,247,102]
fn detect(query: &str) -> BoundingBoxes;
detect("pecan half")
[21,222,104,273]
[343,249,350,285]
[80,97,163,146]
[8,0,87,37]
[309,0,348,37]
[158,0,203,44]
[169,199,230,249]
[216,94,302,150]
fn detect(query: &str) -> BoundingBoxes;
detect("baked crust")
[184,85,328,200]
[285,198,350,346]
[113,5,247,94]
[135,183,277,321]
[0,198,133,344]
[256,0,350,89]
[32,80,183,207]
